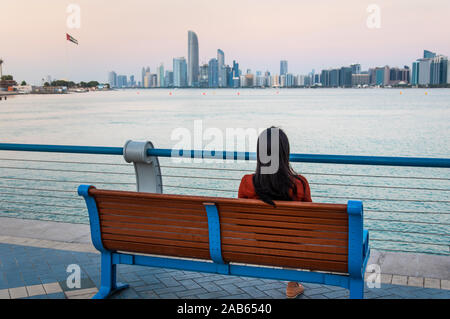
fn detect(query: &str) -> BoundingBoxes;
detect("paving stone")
[391,275,408,286]
[43,282,63,294]
[196,291,230,299]
[380,274,392,284]
[424,278,440,289]
[46,292,66,299]
[407,276,424,287]
[9,286,28,299]
[26,284,46,297]
[176,288,208,298]
[441,280,450,290]
[65,287,98,298]
[0,289,10,299]
[240,286,268,298]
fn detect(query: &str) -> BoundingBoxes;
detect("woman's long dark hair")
[253,127,304,206]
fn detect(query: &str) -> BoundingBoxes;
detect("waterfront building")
[208,58,219,88]
[173,57,187,88]
[280,60,288,76]
[351,64,361,74]
[339,67,352,87]
[164,71,174,88]
[129,75,135,87]
[117,75,128,88]
[389,66,410,85]
[320,70,330,87]
[285,73,295,87]
[157,64,165,88]
[411,62,419,85]
[424,50,436,59]
[272,74,280,87]
[151,74,158,88]
[199,64,209,88]
[141,67,147,88]
[108,71,117,88]
[217,49,227,87]
[352,73,370,86]
[448,60,450,84]
[188,31,199,87]
[430,55,448,85]
[329,69,339,87]
[417,58,432,85]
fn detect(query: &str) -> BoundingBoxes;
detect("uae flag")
[66,33,78,45]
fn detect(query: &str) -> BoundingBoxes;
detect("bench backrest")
[84,186,352,274]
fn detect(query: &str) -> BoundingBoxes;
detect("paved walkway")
[0,238,449,299]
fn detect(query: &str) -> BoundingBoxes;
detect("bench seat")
[78,185,370,299]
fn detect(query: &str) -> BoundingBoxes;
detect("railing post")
[123,140,163,193]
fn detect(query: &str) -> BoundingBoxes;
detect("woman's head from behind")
[254,127,299,206]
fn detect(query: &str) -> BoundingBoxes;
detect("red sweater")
[238,174,312,202]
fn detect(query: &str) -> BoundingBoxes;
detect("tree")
[1,75,13,81]
[21,81,27,86]
[44,82,50,87]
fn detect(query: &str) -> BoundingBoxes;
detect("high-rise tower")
[188,31,199,87]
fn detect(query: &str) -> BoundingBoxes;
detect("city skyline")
[2,0,450,84]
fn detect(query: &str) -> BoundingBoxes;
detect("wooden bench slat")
[102,240,211,260]
[102,226,209,243]
[219,210,348,226]
[101,220,209,235]
[223,251,348,273]
[98,207,208,222]
[221,242,348,262]
[99,214,208,229]
[221,229,347,247]
[220,216,347,232]
[220,223,348,240]
[102,233,210,250]
[221,237,347,255]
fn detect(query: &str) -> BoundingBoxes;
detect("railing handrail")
[0,143,449,168]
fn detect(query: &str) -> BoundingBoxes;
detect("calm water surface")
[0,89,449,255]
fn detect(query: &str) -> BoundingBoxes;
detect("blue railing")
[0,142,449,256]
[0,143,449,167]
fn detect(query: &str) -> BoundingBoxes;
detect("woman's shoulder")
[294,174,309,184]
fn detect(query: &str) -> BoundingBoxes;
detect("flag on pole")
[66,33,78,45]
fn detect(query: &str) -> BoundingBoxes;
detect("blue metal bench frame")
[78,184,370,299]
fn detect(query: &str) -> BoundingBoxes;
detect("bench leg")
[349,278,364,299]
[93,251,129,299]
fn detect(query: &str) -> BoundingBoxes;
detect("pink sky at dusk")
[1,0,449,84]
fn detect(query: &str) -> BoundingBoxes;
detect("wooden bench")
[78,185,370,299]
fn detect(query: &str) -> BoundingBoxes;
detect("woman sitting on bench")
[238,126,312,299]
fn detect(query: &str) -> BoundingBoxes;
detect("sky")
[1,0,450,84]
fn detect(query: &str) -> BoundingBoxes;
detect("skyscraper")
[280,60,288,76]
[351,64,361,74]
[208,58,219,88]
[188,31,199,87]
[173,57,187,88]
[418,58,432,85]
[424,50,436,59]
[157,64,165,87]
[141,67,146,88]
[217,49,227,87]
[108,71,117,88]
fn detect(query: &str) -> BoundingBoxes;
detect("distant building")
[157,64,165,87]
[164,71,174,88]
[417,58,432,85]
[217,49,227,87]
[173,57,187,87]
[424,50,436,59]
[351,64,361,74]
[411,62,420,85]
[188,31,199,87]
[339,67,352,87]
[108,71,117,88]
[199,64,209,88]
[352,73,370,86]
[208,58,219,88]
[280,60,288,76]
[117,75,128,88]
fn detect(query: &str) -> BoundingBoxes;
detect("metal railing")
[0,143,449,256]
